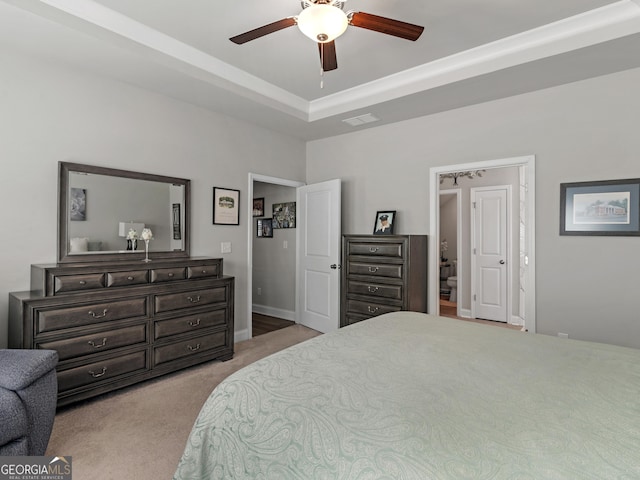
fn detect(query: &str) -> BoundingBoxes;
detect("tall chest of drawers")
[9,257,234,406]
[341,235,428,327]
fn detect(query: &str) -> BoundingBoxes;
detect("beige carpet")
[45,325,321,480]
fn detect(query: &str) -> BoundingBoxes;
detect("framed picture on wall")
[257,218,273,237]
[560,178,640,236]
[70,187,86,221]
[213,187,240,225]
[253,197,265,217]
[272,202,296,228]
[172,203,181,240]
[373,210,396,235]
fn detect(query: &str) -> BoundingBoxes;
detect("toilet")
[447,276,457,302]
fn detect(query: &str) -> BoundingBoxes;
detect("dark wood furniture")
[341,235,428,327]
[9,257,234,406]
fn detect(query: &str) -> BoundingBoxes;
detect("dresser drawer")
[154,309,227,340]
[36,297,148,334]
[38,324,148,361]
[346,299,402,317]
[187,263,220,279]
[347,280,403,301]
[154,286,227,313]
[154,331,227,366]
[150,267,186,283]
[106,270,149,287]
[347,262,403,279]
[54,273,105,294]
[57,350,148,392]
[347,241,403,258]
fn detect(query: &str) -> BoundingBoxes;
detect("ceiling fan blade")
[318,41,338,71]
[230,17,296,44]
[349,12,424,41]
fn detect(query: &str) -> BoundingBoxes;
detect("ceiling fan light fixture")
[297,4,348,43]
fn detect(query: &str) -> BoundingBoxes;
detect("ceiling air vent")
[342,113,380,127]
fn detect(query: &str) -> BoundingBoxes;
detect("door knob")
[330,264,341,269]
[499,260,505,264]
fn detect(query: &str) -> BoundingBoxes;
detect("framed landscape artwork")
[560,178,640,236]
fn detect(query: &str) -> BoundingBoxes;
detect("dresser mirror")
[58,161,190,263]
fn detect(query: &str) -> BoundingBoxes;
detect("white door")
[296,179,341,333]
[472,186,509,322]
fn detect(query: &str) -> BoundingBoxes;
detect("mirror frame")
[58,161,190,263]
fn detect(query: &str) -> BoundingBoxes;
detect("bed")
[173,312,640,479]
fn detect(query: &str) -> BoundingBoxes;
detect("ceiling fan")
[229,0,424,73]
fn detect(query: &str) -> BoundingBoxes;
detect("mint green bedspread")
[174,312,640,479]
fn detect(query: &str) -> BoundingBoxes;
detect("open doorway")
[247,174,304,340]
[429,156,536,333]
[439,189,461,318]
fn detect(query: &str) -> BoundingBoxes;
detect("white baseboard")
[457,309,524,327]
[252,304,296,322]
[234,329,250,343]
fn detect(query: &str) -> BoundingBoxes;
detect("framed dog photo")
[373,210,396,235]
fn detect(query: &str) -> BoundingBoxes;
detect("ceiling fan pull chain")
[320,43,325,89]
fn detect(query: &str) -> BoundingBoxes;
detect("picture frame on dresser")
[373,211,396,235]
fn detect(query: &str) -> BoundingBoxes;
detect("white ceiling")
[2,0,640,140]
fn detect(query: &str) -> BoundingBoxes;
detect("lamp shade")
[118,221,145,237]
[297,4,348,43]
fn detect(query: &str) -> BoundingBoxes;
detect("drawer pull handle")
[367,306,380,314]
[88,309,108,319]
[369,247,379,252]
[127,276,134,281]
[189,319,201,327]
[187,295,201,303]
[168,273,174,277]
[88,367,107,378]
[187,343,201,352]
[368,266,379,273]
[367,286,379,293]
[201,270,208,274]
[79,280,87,286]
[88,338,108,348]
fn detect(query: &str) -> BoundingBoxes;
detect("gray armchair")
[0,349,58,456]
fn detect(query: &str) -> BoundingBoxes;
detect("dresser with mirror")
[9,162,234,406]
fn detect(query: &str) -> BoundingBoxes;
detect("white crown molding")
[309,0,640,120]
[2,0,310,119]
[5,0,640,124]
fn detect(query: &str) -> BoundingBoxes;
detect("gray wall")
[0,46,306,347]
[252,182,297,319]
[2,42,639,350]
[307,67,640,349]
